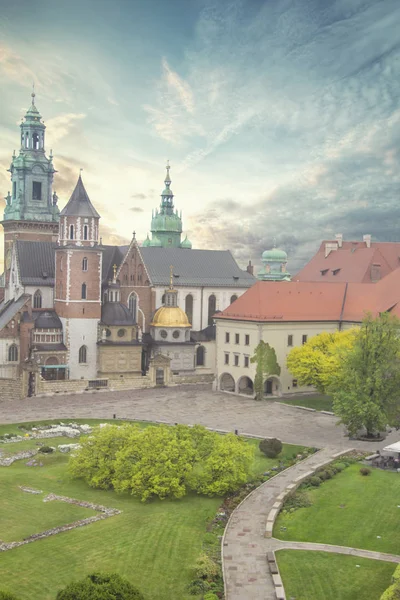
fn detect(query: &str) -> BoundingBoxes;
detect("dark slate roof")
[0,295,30,330]
[16,241,55,286]
[35,311,62,329]
[140,247,255,287]
[60,176,100,218]
[101,302,135,326]
[101,245,129,284]
[191,324,216,342]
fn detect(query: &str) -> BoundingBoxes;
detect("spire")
[60,175,101,218]
[169,265,174,289]
[161,161,174,208]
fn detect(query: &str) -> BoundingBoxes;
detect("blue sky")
[1,0,399,273]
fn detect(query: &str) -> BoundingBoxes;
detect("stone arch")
[220,372,235,392]
[237,375,254,396]
[264,376,282,396]
[45,356,58,365]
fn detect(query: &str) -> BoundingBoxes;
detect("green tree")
[56,572,145,600]
[287,329,358,393]
[250,341,281,400]
[332,313,400,437]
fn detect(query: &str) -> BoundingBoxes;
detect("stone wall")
[108,375,152,390]
[0,377,24,401]
[36,378,90,395]
[173,373,215,385]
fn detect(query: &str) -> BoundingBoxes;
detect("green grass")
[276,551,394,600]
[275,464,400,554]
[278,394,333,411]
[0,420,307,600]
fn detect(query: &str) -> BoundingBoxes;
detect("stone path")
[270,539,400,564]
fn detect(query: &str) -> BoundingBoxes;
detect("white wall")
[0,337,20,368]
[60,317,99,379]
[195,339,216,375]
[153,286,248,331]
[25,286,54,309]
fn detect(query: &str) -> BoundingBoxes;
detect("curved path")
[270,539,400,564]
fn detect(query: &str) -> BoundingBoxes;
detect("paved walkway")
[270,539,400,564]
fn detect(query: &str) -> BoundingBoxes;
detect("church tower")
[54,175,102,379]
[1,92,59,283]
[143,163,192,249]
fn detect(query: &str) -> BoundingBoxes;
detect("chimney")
[363,234,372,248]
[335,233,343,248]
[325,241,338,258]
[370,263,381,282]
[246,260,254,275]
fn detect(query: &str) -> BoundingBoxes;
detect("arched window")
[128,293,137,321]
[25,133,29,148]
[83,225,88,240]
[32,132,39,150]
[8,344,18,362]
[78,345,87,364]
[196,345,205,366]
[161,293,166,305]
[208,294,216,327]
[69,224,74,240]
[138,264,143,283]
[33,289,42,309]
[185,294,193,325]
[82,257,88,271]
[230,294,238,304]
[81,283,87,299]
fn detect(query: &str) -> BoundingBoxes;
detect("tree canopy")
[286,329,358,393]
[250,341,281,400]
[69,424,254,501]
[56,572,145,600]
[332,313,400,437]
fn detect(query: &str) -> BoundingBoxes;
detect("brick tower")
[54,175,102,379]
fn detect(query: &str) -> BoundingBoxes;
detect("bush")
[0,592,21,600]
[283,489,312,512]
[380,583,400,600]
[392,565,400,584]
[359,467,371,476]
[259,438,282,458]
[204,594,219,600]
[38,445,54,453]
[194,553,219,581]
[309,476,322,487]
[332,461,346,472]
[56,572,145,599]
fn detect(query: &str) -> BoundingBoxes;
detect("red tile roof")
[294,240,400,283]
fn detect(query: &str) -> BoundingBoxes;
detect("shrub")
[380,583,400,600]
[0,592,21,600]
[56,572,145,599]
[259,438,283,458]
[359,467,371,476]
[318,469,332,480]
[204,594,219,600]
[332,461,346,472]
[392,565,400,583]
[309,476,322,487]
[283,489,312,512]
[38,445,54,453]
[194,553,219,580]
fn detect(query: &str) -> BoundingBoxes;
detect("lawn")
[278,394,333,411]
[0,419,306,600]
[276,551,394,600]
[274,464,400,554]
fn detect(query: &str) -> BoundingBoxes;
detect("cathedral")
[0,94,255,396]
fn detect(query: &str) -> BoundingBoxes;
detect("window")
[287,334,293,347]
[82,257,88,271]
[83,225,88,240]
[235,333,240,344]
[33,289,42,309]
[105,329,111,337]
[160,330,168,339]
[225,332,230,343]
[32,181,42,200]
[244,356,249,368]
[208,294,216,327]
[224,353,229,365]
[128,294,137,320]
[196,345,205,366]
[117,329,126,338]
[12,182,16,199]
[69,224,74,240]
[302,334,308,345]
[81,283,87,299]
[161,293,166,305]
[185,294,193,325]
[230,294,238,304]
[8,344,18,362]
[78,345,87,363]
[172,330,180,339]
[292,379,298,388]
[234,355,239,366]
[245,334,250,346]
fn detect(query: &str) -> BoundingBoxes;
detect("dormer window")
[332,268,341,276]
[320,269,329,276]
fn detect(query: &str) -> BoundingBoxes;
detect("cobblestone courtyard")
[0,384,398,450]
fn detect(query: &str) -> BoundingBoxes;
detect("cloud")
[130,207,144,213]
[0,43,36,87]
[45,113,86,145]
[99,222,130,247]
[53,155,90,200]
[131,193,147,200]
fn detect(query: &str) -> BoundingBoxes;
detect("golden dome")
[151,306,191,328]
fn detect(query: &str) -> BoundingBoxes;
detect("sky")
[0,0,400,274]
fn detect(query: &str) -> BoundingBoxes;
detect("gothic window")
[82,257,88,271]
[32,132,40,150]
[83,225,88,240]
[33,289,42,309]
[81,283,87,299]
[78,345,87,364]
[8,344,18,362]
[69,225,74,240]
[12,182,16,199]
[161,293,166,305]
[128,293,137,320]
[32,182,42,200]
[185,294,193,325]
[208,294,216,327]
[230,294,238,304]
[196,345,205,366]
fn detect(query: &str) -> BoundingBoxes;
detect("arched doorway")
[237,376,254,395]
[264,376,282,396]
[220,372,235,392]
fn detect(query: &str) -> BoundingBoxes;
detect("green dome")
[180,235,192,249]
[142,234,151,247]
[149,236,162,247]
[151,212,182,234]
[262,247,288,262]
